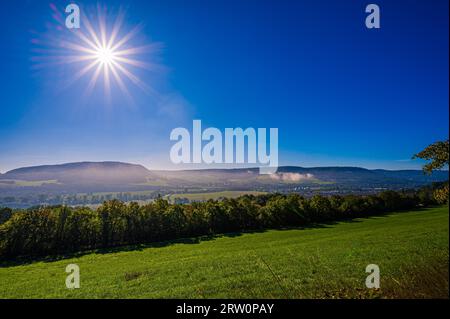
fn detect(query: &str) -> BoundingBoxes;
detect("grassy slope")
[0,179,60,187]
[0,206,448,299]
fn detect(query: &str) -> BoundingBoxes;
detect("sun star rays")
[31,4,162,101]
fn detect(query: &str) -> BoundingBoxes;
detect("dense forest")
[0,182,448,260]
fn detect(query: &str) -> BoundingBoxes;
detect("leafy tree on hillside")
[413,139,449,174]
[413,139,449,204]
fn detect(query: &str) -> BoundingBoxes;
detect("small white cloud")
[269,172,315,182]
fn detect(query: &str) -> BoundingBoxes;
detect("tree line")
[0,182,447,260]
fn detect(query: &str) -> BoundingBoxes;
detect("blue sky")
[0,0,448,172]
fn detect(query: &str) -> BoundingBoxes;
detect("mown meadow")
[0,206,448,298]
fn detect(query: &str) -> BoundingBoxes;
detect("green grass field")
[0,206,448,299]
[0,179,60,187]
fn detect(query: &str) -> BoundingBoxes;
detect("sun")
[31,5,163,99]
[96,46,115,65]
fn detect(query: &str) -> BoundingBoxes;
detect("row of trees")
[0,183,447,260]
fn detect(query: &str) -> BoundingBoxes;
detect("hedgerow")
[0,185,446,260]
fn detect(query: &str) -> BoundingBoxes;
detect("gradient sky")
[0,0,448,173]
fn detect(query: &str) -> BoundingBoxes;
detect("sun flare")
[96,47,115,65]
[31,5,162,100]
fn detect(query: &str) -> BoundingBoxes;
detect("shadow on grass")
[0,231,263,267]
[0,206,435,268]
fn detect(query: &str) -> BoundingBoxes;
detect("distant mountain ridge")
[0,161,448,194]
[2,161,152,185]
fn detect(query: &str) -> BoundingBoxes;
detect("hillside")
[2,162,152,184]
[0,206,447,298]
[0,162,448,206]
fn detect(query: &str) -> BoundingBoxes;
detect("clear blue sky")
[0,0,448,172]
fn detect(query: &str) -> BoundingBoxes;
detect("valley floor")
[0,206,448,298]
